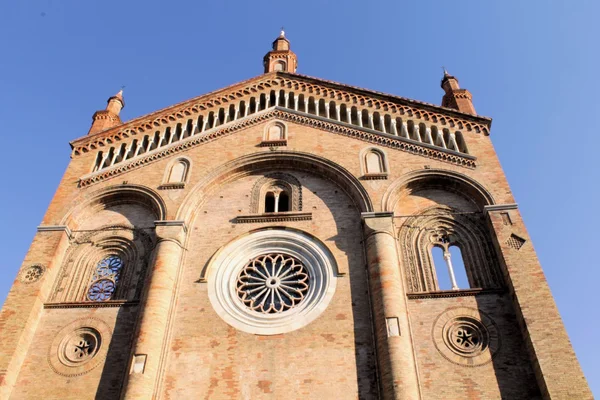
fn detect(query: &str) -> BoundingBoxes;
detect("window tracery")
[250,173,301,214]
[236,253,309,314]
[398,208,502,293]
[49,226,154,304]
[86,255,124,301]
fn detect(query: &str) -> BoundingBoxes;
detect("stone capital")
[483,203,518,215]
[361,212,395,238]
[154,220,187,245]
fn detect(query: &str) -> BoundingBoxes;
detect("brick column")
[121,221,186,400]
[485,205,592,399]
[362,212,420,400]
[0,225,72,399]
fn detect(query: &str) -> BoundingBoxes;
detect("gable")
[73,73,484,187]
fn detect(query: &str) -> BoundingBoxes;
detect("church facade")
[0,33,591,399]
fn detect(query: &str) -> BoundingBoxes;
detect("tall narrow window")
[278,192,290,212]
[87,255,124,301]
[448,245,469,288]
[431,246,452,290]
[265,192,276,213]
[431,241,469,291]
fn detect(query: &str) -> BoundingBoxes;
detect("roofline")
[279,72,492,124]
[71,71,492,147]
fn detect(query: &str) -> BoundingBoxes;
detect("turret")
[441,71,476,115]
[87,89,125,135]
[263,30,297,73]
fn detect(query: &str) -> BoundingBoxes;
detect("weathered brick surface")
[0,78,592,399]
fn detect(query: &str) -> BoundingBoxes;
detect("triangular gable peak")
[74,72,487,187]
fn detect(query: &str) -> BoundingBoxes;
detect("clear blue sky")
[1,0,598,394]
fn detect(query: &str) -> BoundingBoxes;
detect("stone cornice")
[77,108,476,188]
[407,288,504,299]
[483,203,519,215]
[235,212,312,224]
[44,300,139,309]
[71,72,491,156]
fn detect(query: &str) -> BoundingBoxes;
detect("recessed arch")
[60,184,167,229]
[382,169,495,212]
[176,151,372,223]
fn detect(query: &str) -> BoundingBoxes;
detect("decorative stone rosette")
[48,318,112,376]
[432,307,500,367]
[19,264,45,284]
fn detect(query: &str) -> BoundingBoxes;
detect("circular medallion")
[432,307,500,367]
[20,265,45,284]
[58,328,101,367]
[48,318,111,376]
[208,229,338,335]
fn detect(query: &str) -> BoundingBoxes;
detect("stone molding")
[483,203,518,215]
[37,225,72,239]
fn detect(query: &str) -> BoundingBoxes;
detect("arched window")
[398,210,503,293]
[361,148,388,178]
[278,191,290,212]
[430,238,469,290]
[168,160,187,183]
[262,122,287,145]
[265,192,276,213]
[87,255,124,301]
[161,158,190,189]
[273,61,286,71]
[267,124,284,141]
[250,173,302,214]
[263,188,290,213]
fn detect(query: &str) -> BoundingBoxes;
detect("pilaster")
[362,212,420,400]
[121,220,187,400]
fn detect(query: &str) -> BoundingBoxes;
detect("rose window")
[86,255,123,301]
[236,253,309,313]
[87,279,117,301]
